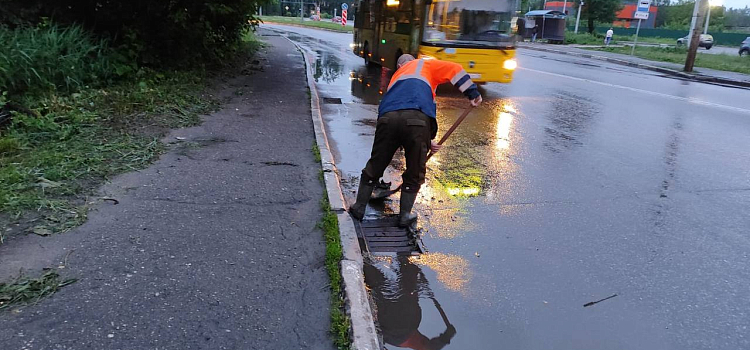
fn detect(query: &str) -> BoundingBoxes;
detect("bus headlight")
[503,59,518,70]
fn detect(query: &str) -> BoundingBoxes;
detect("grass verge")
[564,32,606,45]
[0,271,76,310]
[564,31,677,46]
[260,16,353,33]
[590,46,750,75]
[0,30,265,243]
[0,72,217,241]
[319,195,351,349]
[312,143,322,162]
[314,146,351,349]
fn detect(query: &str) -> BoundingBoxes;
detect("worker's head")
[397,54,416,69]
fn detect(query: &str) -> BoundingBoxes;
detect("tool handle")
[427,106,474,160]
[430,297,453,327]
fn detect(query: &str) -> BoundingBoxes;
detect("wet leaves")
[31,226,53,236]
[0,271,77,310]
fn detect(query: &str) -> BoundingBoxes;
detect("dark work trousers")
[361,109,435,193]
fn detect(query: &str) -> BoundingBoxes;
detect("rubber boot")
[398,191,418,228]
[349,178,375,221]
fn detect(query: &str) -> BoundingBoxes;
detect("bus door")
[373,0,385,62]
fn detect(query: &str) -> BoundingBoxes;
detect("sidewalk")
[0,35,334,349]
[519,42,750,88]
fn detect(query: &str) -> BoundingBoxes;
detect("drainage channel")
[354,216,423,256]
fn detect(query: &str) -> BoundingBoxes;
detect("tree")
[0,0,272,66]
[582,0,623,33]
[724,6,750,29]
[656,1,695,29]
[520,0,546,13]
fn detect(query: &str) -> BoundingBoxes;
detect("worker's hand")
[430,140,442,153]
[471,95,483,107]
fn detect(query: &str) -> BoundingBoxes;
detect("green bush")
[0,24,112,95]
[0,0,268,67]
[321,13,333,19]
[565,32,604,45]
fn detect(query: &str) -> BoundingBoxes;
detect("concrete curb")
[283,36,381,350]
[262,21,353,34]
[518,44,750,88]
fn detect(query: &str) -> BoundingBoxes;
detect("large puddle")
[263,24,750,350]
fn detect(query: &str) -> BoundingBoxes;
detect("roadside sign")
[342,3,348,10]
[342,10,347,26]
[634,0,650,19]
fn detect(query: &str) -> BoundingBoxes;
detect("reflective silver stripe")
[458,79,474,92]
[450,69,468,85]
[414,59,425,75]
[387,59,429,91]
[388,74,431,91]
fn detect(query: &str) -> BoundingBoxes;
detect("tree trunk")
[587,17,594,33]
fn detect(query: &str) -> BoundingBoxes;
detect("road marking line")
[519,67,750,115]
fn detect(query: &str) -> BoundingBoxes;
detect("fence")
[568,26,749,46]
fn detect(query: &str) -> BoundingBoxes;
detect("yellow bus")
[352,0,519,83]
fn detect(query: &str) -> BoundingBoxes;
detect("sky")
[720,0,750,9]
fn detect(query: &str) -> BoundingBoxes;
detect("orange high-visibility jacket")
[378,58,480,120]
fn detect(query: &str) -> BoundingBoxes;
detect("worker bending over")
[349,54,482,227]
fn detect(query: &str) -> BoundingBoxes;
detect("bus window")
[384,0,412,34]
[355,0,374,29]
[354,5,361,27]
[423,0,514,46]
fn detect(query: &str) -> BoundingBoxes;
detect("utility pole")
[687,0,700,43]
[574,1,584,33]
[685,0,708,72]
[704,3,711,34]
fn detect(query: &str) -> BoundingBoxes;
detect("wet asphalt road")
[264,24,750,350]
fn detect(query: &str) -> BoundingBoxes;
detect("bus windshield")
[423,0,515,47]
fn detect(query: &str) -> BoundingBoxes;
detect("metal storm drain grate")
[354,216,422,256]
[322,97,343,104]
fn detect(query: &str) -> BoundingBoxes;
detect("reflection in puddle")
[416,184,473,240]
[365,257,457,350]
[313,50,344,83]
[420,99,525,236]
[496,109,513,151]
[350,66,391,105]
[410,253,472,294]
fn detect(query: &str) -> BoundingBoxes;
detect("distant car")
[676,34,714,49]
[309,15,320,21]
[332,16,342,23]
[740,37,750,56]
